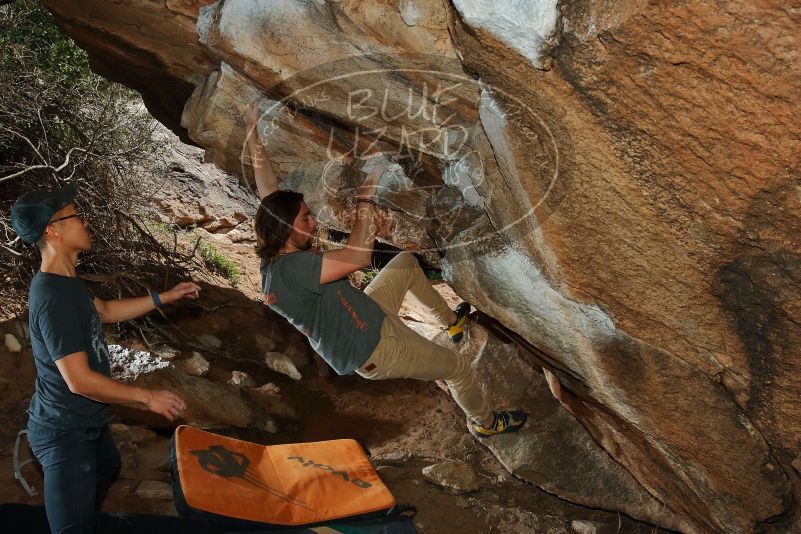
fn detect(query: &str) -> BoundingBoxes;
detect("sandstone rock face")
[115,366,253,429]
[433,324,686,531]
[43,1,801,532]
[149,125,255,235]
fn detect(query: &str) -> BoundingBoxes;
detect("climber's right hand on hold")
[244,100,262,128]
[357,159,391,200]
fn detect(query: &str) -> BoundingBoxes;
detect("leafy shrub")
[194,235,241,287]
[0,1,190,315]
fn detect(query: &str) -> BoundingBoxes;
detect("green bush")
[361,264,380,286]
[425,269,443,281]
[0,1,180,310]
[194,236,241,287]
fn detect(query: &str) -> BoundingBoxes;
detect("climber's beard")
[297,235,314,251]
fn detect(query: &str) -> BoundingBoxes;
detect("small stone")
[4,333,21,353]
[226,228,256,243]
[248,383,295,418]
[283,343,311,367]
[254,334,276,353]
[135,480,173,500]
[228,370,255,388]
[110,423,131,440]
[137,443,171,473]
[374,451,410,466]
[255,383,281,396]
[254,417,278,433]
[422,461,481,494]
[265,352,302,381]
[197,334,222,349]
[128,426,158,444]
[571,519,600,534]
[176,352,210,377]
[157,346,180,361]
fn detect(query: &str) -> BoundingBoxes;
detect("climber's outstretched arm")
[244,101,279,200]
[320,162,387,284]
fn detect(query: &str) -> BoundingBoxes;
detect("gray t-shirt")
[261,250,386,375]
[27,272,111,430]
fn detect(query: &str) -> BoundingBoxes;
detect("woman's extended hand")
[145,390,186,421]
[161,281,201,304]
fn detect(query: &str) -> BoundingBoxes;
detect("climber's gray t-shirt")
[27,272,111,430]
[261,250,386,375]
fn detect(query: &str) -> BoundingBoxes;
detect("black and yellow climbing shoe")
[448,302,471,343]
[469,410,528,438]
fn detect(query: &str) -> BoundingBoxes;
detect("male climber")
[244,102,527,438]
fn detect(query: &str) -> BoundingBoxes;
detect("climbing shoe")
[469,410,528,438]
[448,302,471,343]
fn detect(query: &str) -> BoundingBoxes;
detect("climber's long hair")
[254,190,304,264]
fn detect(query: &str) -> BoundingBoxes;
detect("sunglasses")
[49,212,83,224]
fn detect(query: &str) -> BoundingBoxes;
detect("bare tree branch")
[0,145,88,183]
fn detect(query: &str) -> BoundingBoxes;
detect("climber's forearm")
[343,202,378,266]
[247,126,279,200]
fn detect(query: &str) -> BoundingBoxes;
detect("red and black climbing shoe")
[448,302,471,343]
[469,410,528,438]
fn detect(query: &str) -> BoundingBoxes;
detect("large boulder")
[42,1,801,531]
[433,324,687,531]
[111,354,254,429]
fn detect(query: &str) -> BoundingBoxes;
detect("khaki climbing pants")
[356,251,493,425]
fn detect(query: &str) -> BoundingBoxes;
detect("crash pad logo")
[190,445,312,510]
[237,53,571,255]
[286,455,373,489]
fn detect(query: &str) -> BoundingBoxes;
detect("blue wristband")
[150,290,162,308]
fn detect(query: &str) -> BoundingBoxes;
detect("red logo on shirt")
[337,289,368,331]
[262,292,278,305]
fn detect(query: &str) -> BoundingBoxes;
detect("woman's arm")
[93,281,200,324]
[55,351,185,421]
